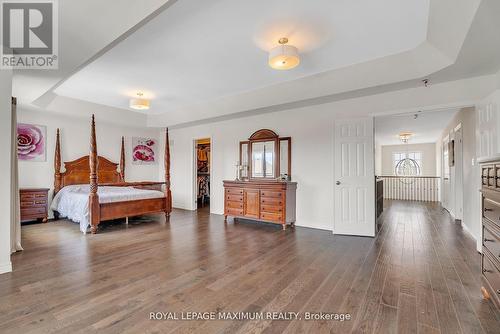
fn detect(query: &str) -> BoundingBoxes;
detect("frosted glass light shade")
[129,98,150,110]
[268,44,300,70]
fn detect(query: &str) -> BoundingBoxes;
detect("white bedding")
[50,185,165,233]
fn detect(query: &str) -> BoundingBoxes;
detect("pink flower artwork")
[132,137,157,165]
[17,123,46,161]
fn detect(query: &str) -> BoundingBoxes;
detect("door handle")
[336,181,341,185]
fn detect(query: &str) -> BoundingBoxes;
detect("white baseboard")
[459,221,482,253]
[0,261,12,274]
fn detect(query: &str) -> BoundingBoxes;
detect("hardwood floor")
[1,201,499,333]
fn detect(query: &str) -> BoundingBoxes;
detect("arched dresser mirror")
[239,129,291,180]
[224,129,296,230]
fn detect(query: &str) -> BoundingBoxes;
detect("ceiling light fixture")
[399,132,413,144]
[129,92,150,110]
[268,37,300,70]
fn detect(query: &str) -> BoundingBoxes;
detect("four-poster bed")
[51,115,172,234]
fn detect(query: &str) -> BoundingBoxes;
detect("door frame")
[441,135,451,214]
[192,136,212,211]
[453,124,464,221]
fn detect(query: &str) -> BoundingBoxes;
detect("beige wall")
[380,143,438,176]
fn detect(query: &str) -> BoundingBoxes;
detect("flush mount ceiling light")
[399,132,413,144]
[129,92,150,110]
[268,37,300,70]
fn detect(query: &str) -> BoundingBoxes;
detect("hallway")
[366,200,499,334]
[0,201,498,333]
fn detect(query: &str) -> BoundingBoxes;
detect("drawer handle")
[484,238,495,242]
[483,269,493,274]
[484,208,493,212]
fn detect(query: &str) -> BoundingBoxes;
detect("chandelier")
[395,132,420,183]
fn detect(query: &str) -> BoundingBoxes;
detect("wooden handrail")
[377,175,440,179]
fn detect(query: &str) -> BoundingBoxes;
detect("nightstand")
[20,188,49,223]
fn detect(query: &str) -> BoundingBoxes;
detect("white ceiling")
[54,0,430,114]
[375,109,458,145]
[14,0,498,129]
[13,0,172,105]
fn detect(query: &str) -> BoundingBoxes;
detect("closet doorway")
[194,138,211,210]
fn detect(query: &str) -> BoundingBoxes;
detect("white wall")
[441,107,480,250]
[375,143,382,175]
[160,74,500,233]
[0,70,12,274]
[380,143,438,176]
[17,106,162,217]
[163,103,357,232]
[435,141,442,177]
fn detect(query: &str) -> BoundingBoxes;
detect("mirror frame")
[239,129,291,180]
[279,137,291,177]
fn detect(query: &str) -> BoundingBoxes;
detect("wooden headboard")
[54,128,125,194]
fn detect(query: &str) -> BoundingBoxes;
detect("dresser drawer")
[226,201,243,209]
[489,167,497,187]
[260,212,283,222]
[21,200,34,208]
[484,225,500,262]
[260,190,283,198]
[260,197,283,206]
[22,199,48,207]
[260,204,283,214]
[226,208,243,216]
[482,254,500,297]
[225,188,243,196]
[483,197,500,227]
[482,167,489,187]
[226,194,243,202]
[20,193,36,201]
[21,207,47,216]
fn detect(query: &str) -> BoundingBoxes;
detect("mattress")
[50,184,165,233]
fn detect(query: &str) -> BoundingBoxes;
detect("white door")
[442,137,451,213]
[449,131,456,217]
[334,118,375,237]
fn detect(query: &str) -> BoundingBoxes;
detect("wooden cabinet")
[223,180,297,230]
[480,161,500,309]
[20,188,49,223]
[243,189,260,219]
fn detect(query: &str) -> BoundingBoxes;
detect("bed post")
[164,128,172,220]
[120,136,125,182]
[53,128,62,220]
[54,128,62,194]
[89,115,100,233]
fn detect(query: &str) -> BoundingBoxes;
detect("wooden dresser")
[223,181,297,230]
[480,162,500,308]
[20,188,49,223]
